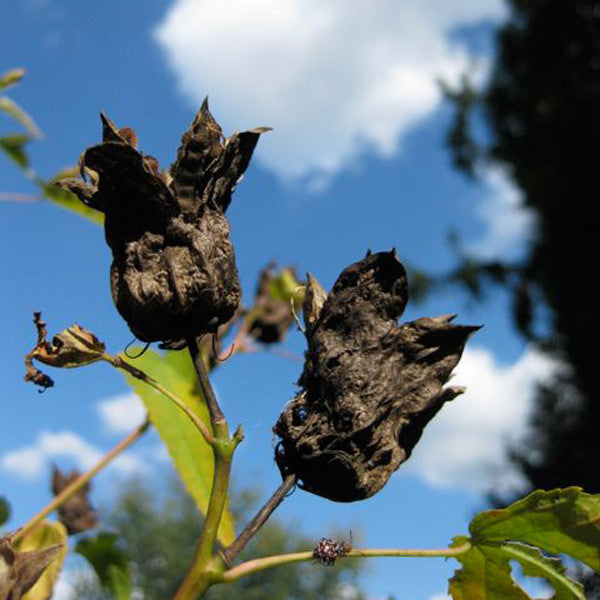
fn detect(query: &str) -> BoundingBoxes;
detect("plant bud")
[58,101,269,344]
[274,251,479,502]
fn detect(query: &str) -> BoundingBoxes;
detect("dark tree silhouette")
[442,1,600,594]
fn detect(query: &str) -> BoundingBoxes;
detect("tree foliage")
[71,479,366,600]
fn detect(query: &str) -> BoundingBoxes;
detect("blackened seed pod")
[274,251,479,502]
[58,102,269,344]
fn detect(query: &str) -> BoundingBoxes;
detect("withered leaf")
[302,273,328,338]
[274,251,479,502]
[51,467,97,535]
[24,313,106,389]
[60,100,268,344]
[0,533,62,600]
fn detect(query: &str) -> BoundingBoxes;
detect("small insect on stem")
[312,537,352,566]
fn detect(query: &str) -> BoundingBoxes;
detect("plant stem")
[219,540,473,583]
[172,338,244,600]
[13,417,150,543]
[104,354,215,446]
[223,474,297,564]
[187,336,225,426]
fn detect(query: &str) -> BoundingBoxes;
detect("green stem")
[218,541,473,583]
[14,417,150,544]
[171,339,243,600]
[103,354,215,446]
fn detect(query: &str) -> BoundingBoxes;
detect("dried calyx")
[58,101,269,344]
[51,467,97,535]
[247,264,304,344]
[0,533,62,600]
[274,250,479,502]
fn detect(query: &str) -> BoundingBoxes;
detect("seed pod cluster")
[59,101,268,344]
[274,251,479,502]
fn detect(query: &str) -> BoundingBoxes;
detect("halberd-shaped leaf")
[274,250,479,501]
[58,101,268,344]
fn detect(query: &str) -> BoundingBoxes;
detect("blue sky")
[1,1,556,599]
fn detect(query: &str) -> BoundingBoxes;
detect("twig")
[104,354,215,446]
[219,540,473,583]
[13,417,150,543]
[223,474,297,564]
[187,336,225,425]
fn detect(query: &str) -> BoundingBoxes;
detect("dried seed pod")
[247,264,304,344]
[58,101,269,344]
[274,251,479,502]
[51,467,97,535]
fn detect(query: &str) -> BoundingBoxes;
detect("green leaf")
[120,349,236,546]
[0,497,9,526]
[14,521,68,600]
[449,537,584,600]
[470,488,600,572]
[449,536,531,600]
[75,533,131,600]
[268,268,304,305]
[0,97,42,137]
[501,541,584,599]
[0,68,25,91]
[0,134,31,169]
[40,169,104,225]
[449,489,599,600]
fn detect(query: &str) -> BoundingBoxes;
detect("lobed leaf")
[470,488,600,572]
[120,349,235,546]
[449,537,584,600]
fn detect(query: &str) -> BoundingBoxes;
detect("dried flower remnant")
[58,102,269,344]
[24,312,106,390]
[247,264,304,344]
[274,251,479,502]
[0,533,62,600]
[51,467,98,535]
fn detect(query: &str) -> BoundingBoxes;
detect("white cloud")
[404,345,557,494]
[154,0,505,184]
[428,595,450,600]
[0,431,145,480]
[52,570,76,600]
[96,392,146,435]
[467,166,536,260]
